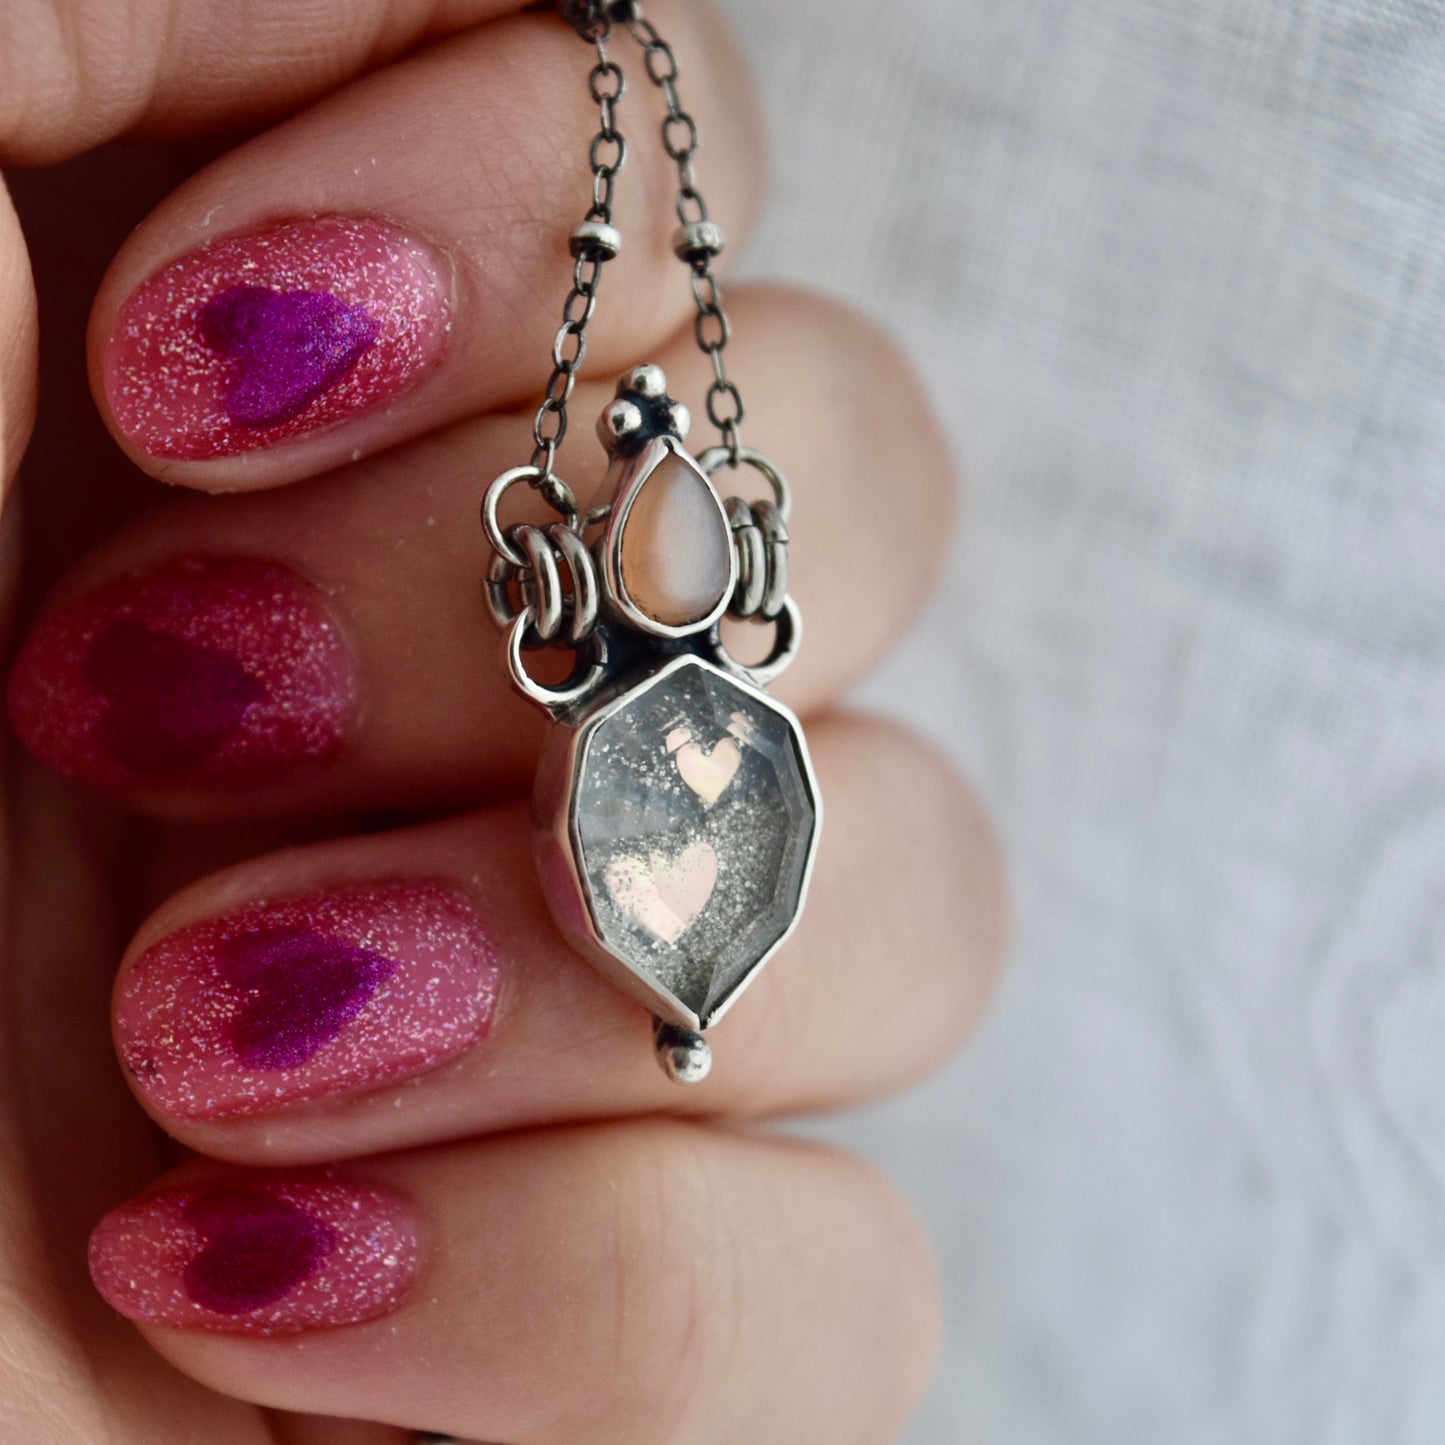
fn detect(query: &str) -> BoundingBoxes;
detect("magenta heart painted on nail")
[199,285,380,429]
[83,619,266,775]
[182,1188,338,1314]
[214,927,397,1070]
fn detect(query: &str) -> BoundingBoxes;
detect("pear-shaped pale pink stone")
[618,452,732,626]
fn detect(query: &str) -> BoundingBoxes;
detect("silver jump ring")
[753,499,789,620]
[506,605,609,716]
[485,520,601,643]
[548,522,600,642]
[725,495,766,616]
[518,525,565,641]
[485,549,523,629]
[707,594,803,688]
[696,445,792,521]
[483,466,580,567]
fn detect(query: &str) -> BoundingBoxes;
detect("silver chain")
[623,9,744,462]
[484,2,787,660]
[525,18,627,516]
[540,1,744,474]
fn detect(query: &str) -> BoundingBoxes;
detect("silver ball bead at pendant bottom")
[653,1019,713,1084]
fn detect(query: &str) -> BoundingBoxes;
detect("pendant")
[482,3,818,1080]
[486,366,821,1082]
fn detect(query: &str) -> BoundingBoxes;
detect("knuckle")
[878,717,1010,1063]
[839,714,1009,1076]
[588,1127,943,1445]
[577,1126,737,1441]
[723,713,1007,1110]
[844,1154,946,1435]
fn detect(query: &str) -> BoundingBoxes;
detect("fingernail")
[7,554,358,788]
[89,1172,419,1333]
[118,880,501,1120]
[104,215,451,460]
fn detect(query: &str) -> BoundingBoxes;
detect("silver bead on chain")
[484,0,788,649]
[525,18,626,511]
[622,6,745,463]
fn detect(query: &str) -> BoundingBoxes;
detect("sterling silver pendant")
[485,369,820,1081]
[480,5,819,1080]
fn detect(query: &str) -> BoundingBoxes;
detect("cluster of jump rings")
[482,0,794,680]
[483,446,791,647]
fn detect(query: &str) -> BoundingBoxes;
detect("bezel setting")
[532,652,822,1030]
[599,434,737,641]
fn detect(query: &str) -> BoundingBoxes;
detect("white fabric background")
[719,1,1445,1441]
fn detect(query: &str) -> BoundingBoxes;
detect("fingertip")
[88,1168,421,1334]
[6,553,360,797]
[79,0,766,494]
[88,213,456,491]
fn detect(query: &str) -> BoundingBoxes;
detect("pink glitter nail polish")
[7,554,358,789]
[89,1172,419,1333]
[104,216,451,459]
[117,880,501,1120]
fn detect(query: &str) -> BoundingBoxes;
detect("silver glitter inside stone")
[536,655,820,1029]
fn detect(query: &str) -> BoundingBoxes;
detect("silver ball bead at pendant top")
[598,397,645,449]
[598,365,692,452]
[620,363,668,400]
[596,396,690,450]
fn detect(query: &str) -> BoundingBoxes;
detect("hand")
[0,3,1005,1441]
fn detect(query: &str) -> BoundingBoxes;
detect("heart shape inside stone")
[665,726,742,809]
[183,1187,337,1315]
[199,285,380,428]
[214,926,397,1070]
[84,619,266,774]
[603,840,719,945]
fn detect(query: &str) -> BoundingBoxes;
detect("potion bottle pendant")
[486,367,821,1082]
[483,2,818,1079]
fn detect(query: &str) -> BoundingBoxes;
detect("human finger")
[11,289,953,818]
[86,0,763,488]
[0,1,549,164]
[109,714,1003,1160]
[89,1120,942,1445]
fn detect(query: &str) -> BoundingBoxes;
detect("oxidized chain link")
[527,20,627,512]
[485,1,789,656]
[551,0,744,465]
[624,10,744,462]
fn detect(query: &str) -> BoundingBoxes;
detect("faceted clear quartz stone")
[556,657,819,1028]
[613,442,733,629]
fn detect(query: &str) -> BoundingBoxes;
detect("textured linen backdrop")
[719,0,1445,1441]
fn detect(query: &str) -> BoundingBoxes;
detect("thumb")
[0,179,94,1441]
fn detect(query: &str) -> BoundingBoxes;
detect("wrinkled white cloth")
[720,0,1445,1440]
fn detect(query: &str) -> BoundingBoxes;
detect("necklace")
[481,0,821,1084]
